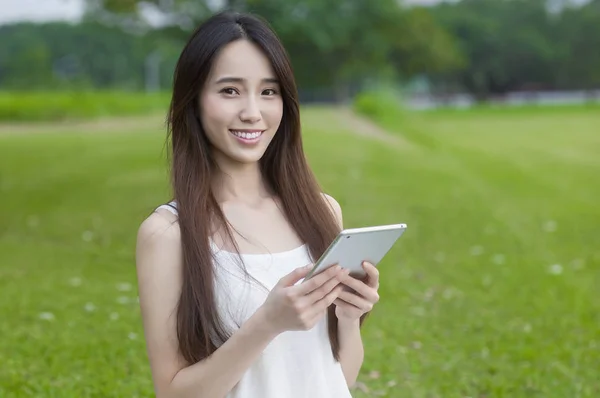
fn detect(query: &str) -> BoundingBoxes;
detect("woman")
[136,10,381,398]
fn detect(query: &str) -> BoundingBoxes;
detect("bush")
[352,88,408,122]
[0,91,171,122]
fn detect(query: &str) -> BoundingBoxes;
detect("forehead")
[208,39,276,82]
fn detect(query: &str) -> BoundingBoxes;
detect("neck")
[212,157,270,203]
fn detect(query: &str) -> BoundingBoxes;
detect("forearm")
[337,318,364,387]
[168,308,278,398]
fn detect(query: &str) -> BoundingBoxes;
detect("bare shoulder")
[321,192,343,228]
[135,208,183,293]
[135,209,183,297]
[137,209,180,248]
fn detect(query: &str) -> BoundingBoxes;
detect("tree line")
[1,0,599,101]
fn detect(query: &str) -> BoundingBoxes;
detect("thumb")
[278,264,313,287]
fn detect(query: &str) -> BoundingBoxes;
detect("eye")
[262,88,278,96]
[220,87,239,96]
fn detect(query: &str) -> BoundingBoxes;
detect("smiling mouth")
[229,130,264,140]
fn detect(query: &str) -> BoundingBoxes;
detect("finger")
[337,290,374,312]
[303,272,343,305]
[308,285,343,318]
[333,299,363,317]
[362,261,379,288]
[338,273,377,301]
[333,299,356,309]
[333,299,348,307]
[290,264,342,296]
[278,263,313,287]
[340,276,380,304]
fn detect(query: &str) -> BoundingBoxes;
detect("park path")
[335,107,407,147]
[0,113,167,135]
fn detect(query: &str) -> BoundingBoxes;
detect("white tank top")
[156,202,352,398]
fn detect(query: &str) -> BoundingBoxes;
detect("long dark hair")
[167,10,345,365]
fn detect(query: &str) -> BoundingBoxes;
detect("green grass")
[0,90,171,122]
[1,104,599,397]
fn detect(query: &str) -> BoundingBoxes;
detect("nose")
[239,96,262,123]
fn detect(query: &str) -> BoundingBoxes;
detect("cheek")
[265,99,284,125]
[200,95,234,131]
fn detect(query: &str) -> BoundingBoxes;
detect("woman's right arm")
[136,213,281,398]
[135,213,345,398]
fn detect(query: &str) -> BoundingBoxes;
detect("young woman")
[135,10,381,398]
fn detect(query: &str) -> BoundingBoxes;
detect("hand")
[259,263,347,334]
[333,261,380,321]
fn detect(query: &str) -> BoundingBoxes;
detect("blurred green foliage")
[0,91,170,122]
[1,0,599,106]
[353,89,407,122]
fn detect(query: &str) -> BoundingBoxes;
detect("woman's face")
[199,39,284,167]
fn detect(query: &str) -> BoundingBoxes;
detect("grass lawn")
[1,105,599,397]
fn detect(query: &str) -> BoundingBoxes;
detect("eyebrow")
[215,77,279,84]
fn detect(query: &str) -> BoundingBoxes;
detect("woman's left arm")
[337,317,364,387]
[321,193,379,387]
[335,263,379,386]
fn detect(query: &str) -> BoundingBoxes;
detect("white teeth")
[231,130,262,139]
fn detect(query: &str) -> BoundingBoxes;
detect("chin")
[228,138,274,164]
[232,152,267,164]
[219,147,266,165]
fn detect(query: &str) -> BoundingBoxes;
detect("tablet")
[303,223,407,281]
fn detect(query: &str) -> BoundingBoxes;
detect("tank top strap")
[156,200,178,216]
[156,201,223,253]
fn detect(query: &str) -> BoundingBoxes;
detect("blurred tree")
[6,1,596,97]
[0,22,180,90]
[431,0,558,100]
[552,0,600,90]
[4,43,55,89]
[81,0,463,102]
[83,0,220,34]
[388,6,465,79]
[428,0,600,99]
[0,24,59,89]
[434,0,553,100]
[245,0,406,100]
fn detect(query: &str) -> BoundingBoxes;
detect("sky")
[0,0,85,25]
